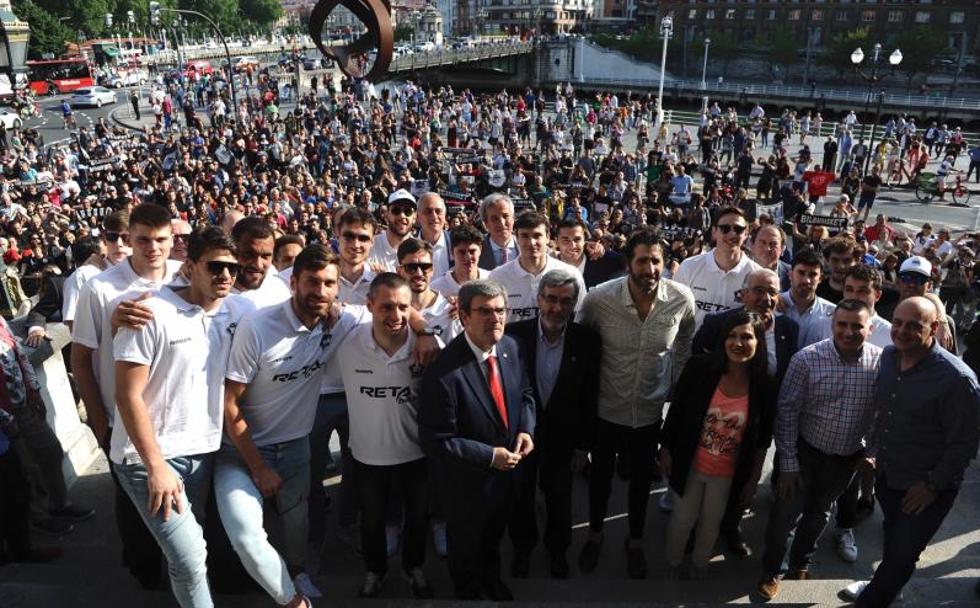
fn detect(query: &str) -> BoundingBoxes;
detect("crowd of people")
[0,70,978,608]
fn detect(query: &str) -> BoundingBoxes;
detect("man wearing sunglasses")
[397,238,460,341]
[72,203,184,589]
[336,208,379,305]
[673,206,762,330]
[61,211,130,332]
[169,219,194,263]
[368,189,418,272]
[111,227,244,608]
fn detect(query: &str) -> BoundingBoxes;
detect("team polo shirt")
[430,268,489,297]
[673,251,762,329]
[488,256,586,323]
[367,233,403,272]
[420,292,462,341]
[110,288,244,465]
[72,258,184,427]
[62,263,105,323]
[231,273,292,312]
[339,324,425,466]
[320,304,372,394]
[340,267,376,305]
[225,299,343,446]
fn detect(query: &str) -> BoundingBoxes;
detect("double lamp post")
[851,42,902,174]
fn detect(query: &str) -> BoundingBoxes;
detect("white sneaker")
[386,523,402,558]
[293,572,323,599]
[432,521,448,558]
[837,528,858,563]
[842,580,903,602]
[658,492,674,513]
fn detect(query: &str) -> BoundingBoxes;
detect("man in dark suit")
[420,279,536,600]
[477,194,519,271]
[505,269,600,579]
[24,272,65,347]
[691,267,800,556]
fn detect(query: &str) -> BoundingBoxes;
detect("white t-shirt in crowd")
[277,265,293,286]
[340,267,376,305]
[109,287,243,465]
[420,231,452,277]
[231,273,292,314]
[419,291,462,341]
[366,232,403,272]
[339,324,426,466]
[673,251,762,329]
[430,268,490,298]
[72,258,184,427]
[62,263,104,323]
[225,299,347,446]
[488,256,586,323]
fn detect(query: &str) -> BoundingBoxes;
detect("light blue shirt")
[779,291,836,349]
[535,320,566,408]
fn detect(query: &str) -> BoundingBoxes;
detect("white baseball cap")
[899,256,932,278]
[387,189,417,208]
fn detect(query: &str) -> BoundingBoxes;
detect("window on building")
[812,9,823,20]
[725,8,735,19]
[706,9,715,19]
[837,10,850,21]
[767,9,776,20]
[741,28,756,42]
[888,10,902,22]
[688,9,697,19]
[950,11,965,24]
[745,9,755,19]
[914,11,930,23]
[788,9,801,20]
[861,9,875,21]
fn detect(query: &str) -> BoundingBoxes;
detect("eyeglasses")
[174,234,191,243]
[205,261,241,277]
[341,231,372,243]
[473,306,507,318]
[104,231,130,244]
[898,272,929,286]
[402,262,433,274]
[716,224,747,235]
[390,205,416,217]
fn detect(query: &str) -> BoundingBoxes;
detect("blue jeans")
[113,454,213,608]
[856,476,958,608]
[214,438,309,605]
[308,393,355,544]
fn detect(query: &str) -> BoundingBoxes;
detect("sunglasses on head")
[402,262,433,274]
[898,272,929,285]
[104,231,130,244]
[716,223,747,235]
[205,261,240,277]
[342,231,372,243]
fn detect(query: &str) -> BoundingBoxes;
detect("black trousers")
[0,442,31,561]
[447,471,516,599]
[353,457,428,576]
[509,447,575,555]
[588,419,660,539]
[105,439,163,589]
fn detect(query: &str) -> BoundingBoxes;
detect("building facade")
[474,0,593,36]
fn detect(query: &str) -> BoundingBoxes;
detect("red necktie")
[486,355,509,429]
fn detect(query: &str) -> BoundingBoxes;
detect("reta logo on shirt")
[508,306,539,319]
[272,360,324,382]
[360,386,413,404]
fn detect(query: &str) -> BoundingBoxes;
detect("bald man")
[220,209,245,235]
[845,296,980,606]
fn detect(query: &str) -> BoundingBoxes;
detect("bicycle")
[915,171,974,206]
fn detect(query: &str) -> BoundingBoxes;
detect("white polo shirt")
[231,273,292,312]
[320,304,372,394]
[420,231,452,277]
[339,324,425,466]
[62,263,104,323]
[109,287,243,465]
[340,267,376,305]
[673,251,762,329]
[430,268,489,298]
[225,299,342,446]
[72,258,184,427]
[488,256,586,324]
[366,232,403,272]
[419,292,462,341]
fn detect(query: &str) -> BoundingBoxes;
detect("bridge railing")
[389,42,534,73]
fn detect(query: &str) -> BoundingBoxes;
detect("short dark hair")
[187,226,237,262]
[791,247,823,270]
[449,225,483,249]
[844,264,883,292]
[103,210,129,233]
[274,234,305,260]
[73,236,102,263]
[368,272,409,298]
[231,216,275,245]
[624,227,665,262]
[293,244,339,278]
[513,210,549,233]
[337,207,378,234]
[557,217,590,235]
[129,203,171,230]
[710,309,769,379]
[834,298,873,319]
[823,235,857,259]
[397,237,433,262]
[713,206,746,227]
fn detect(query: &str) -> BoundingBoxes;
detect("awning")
[103,47,120,57]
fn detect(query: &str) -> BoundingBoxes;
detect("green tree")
[767,30,798,81]
[12,0,73,59]
[821,26,871,79]
[240,0,282,27]
[894,26,947,88]
[394,24,413,43]
[31,0,113,38]
[178,0,239,34]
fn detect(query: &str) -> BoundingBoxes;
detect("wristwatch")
[416,327,442,337]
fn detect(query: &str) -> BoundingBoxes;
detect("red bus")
[26,59,95,95]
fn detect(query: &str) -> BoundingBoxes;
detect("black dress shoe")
[725,531,751,558]
[974,578,980,599]
[482,578,514,601]
[624,539,647,580]
[550,552,570,579]
[578,537,602,573]
[511,550,530,578]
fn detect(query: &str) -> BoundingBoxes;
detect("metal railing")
[388,42,534,73]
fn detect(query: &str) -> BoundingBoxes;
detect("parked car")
[183,60,214,79]
[105,70,148,88]
[0,107,22,130]
[70,86,117,108]
[235,56,260,71]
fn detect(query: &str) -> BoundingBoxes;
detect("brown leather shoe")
[757,575,781,600]
[785,569,809,580]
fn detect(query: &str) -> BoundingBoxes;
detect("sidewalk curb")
[109,105,149,133]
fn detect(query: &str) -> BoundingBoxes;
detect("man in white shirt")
[230,217,292,312]
[368,189,417,271]
[489,212,585,323]
[339,273,434,599]
[71,203,182,588]
[336,208,378,305]
[673,207,762,329]
[61,211,130,330]
[416,192,452,276]
[274,235,305,273]
[398,238,460,341]
[430,225,489,298]
[478,193,519,270]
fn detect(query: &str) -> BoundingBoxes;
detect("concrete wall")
[550,38,671,85]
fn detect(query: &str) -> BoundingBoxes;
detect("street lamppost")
[655,14,672,130]
[700,36,710,113]
[851,43,902,174]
